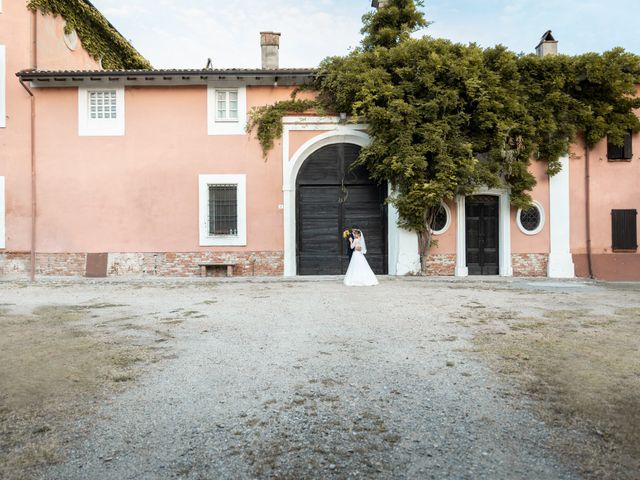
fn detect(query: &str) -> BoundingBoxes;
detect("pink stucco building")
[1,1,638,280]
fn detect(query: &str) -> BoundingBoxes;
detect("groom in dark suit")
[345,226,357,261]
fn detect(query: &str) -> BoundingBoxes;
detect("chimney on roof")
[371,0,389,8]
[260,32,281,70]
[536,30,558,57]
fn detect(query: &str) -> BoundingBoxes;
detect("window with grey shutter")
[607,130,633,161]
[208,185,238,235]
[611,209,637,251]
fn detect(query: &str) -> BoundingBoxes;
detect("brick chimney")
[371,0,389,8]
[260,32,281,70]
[536,30,558,57]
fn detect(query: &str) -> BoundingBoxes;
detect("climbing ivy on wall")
[28,0,151,70]
[247,99,321,156]
[247,0,640,273]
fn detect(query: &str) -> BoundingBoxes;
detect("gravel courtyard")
[1,277,639,479]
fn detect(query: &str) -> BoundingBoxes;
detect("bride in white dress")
[344,229,379,286]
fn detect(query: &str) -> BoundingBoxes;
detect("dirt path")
[1,277,638,479]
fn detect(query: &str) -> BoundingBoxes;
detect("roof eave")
[16,69,317,88]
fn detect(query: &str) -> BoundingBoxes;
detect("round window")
[63,28,78,51]
[517,201,545,235]
[430,203,451,235]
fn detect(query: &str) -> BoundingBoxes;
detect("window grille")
[89,90,117,120]
[607,130,633,160]
[611,209,637,251]
[519,206,541,232]
[208,185,238,235]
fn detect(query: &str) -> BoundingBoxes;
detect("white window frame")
[215,89,239,122]
[207,86,246,135]
[0,177,5,249]
[0,45,6,129]
[516,200,545,236]
[199,174,247,246]
[78,87,125,136]
[430,201,452,235]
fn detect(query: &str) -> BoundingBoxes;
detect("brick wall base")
[424,254,456,276]
[512,253,548,277]
[0,251,551,278]
[0,251,284,278]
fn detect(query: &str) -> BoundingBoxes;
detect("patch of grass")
[160,319,184,326]
[475,307,640,480]
[0,305,156,480]
[509,321,548,331]
[110,353,143,368]
[615,307,640,317]
[542,308,591,320]
[110,373,135,383]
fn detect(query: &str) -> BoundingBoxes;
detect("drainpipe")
[21,10,38,282]
[20,78,36,282]
[584,142,594,279]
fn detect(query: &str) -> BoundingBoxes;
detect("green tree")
[248,0,640,273]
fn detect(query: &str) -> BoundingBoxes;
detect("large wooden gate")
[296,143,387,275]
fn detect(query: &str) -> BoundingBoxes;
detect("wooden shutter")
[611,209,638,251]
[624,130,633,159]
[608,130,633,160]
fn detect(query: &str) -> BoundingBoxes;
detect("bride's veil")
[359,230,367,254]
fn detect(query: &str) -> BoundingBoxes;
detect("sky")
[90,0,640,69]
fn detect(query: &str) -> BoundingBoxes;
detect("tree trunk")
[418,207,438,275]
[418,226,433,274]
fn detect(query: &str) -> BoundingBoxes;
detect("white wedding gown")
[344,238,378,286]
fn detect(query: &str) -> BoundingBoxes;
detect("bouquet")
[342,229,351,239]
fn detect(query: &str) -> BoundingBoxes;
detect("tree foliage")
[248,0,640,273]
[246,99,320,156]
[28,0,151,69]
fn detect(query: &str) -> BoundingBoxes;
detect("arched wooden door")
[296,143,388,275]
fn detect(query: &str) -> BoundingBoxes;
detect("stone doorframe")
[455,188,513,277]
[281,116,419,276]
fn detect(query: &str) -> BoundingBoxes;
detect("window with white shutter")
[0,45,6,129]
[0,177,5,249]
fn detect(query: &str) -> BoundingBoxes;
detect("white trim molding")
[0,45,6,128]
[548,154,575,277]
[455,188,513,277]
[516,200,545,235]
[0,176,5,248]
[198,174,247,246]
[455,195,468,276]
[78,87,125,136]
[281,117,419,276]
[207,86,246,135]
